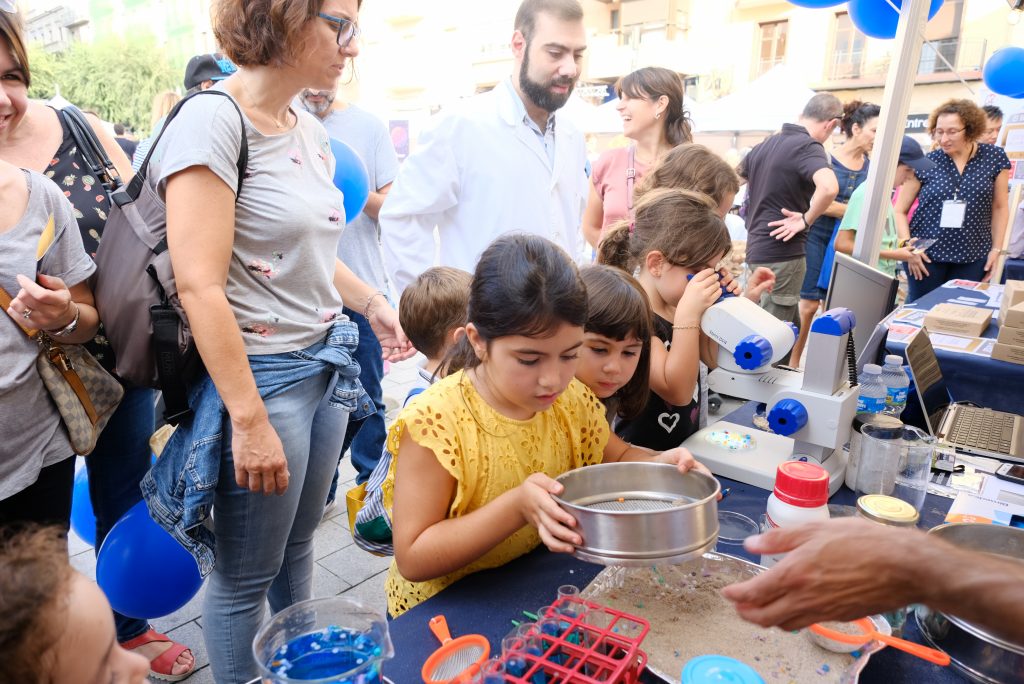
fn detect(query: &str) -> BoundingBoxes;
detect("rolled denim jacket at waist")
[141,320,370,576]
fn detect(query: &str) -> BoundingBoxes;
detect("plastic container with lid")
[845,413,904,491]
[856,364,887,414]
[762,461,830,567]
[856,494,920,527]
[880,354,910,417]
[681,655,765,684]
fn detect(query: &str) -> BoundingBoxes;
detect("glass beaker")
[856,424,933,512]
[252,596,394,684]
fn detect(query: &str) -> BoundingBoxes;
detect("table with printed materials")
[385,402,961,684]
[884,279,1024,414]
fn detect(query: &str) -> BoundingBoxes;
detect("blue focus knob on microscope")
[733,334,772,370]
[785,321,798,339]
[768,399,808,436]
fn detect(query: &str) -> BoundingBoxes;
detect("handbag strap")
[59,105,123,198]
[1,285,100,425]
[626,145,637,217]
[0,285,39,337]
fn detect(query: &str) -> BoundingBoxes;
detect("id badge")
[940,199,966,229]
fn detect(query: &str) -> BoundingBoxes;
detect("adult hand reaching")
[368,301,416,361]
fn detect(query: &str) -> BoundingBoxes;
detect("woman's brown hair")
[928,99,988,143]
[599,187,732,276]
[634,143,740,207]
[0,10,31,87]
[580,265,653,420]
[0,526,73,683]
[213,0,361,68]
[617,67,692,146]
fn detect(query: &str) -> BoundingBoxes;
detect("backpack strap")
[60,105,123,199]
[116,89,248,209]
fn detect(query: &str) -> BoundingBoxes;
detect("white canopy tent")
[692,65,815,133]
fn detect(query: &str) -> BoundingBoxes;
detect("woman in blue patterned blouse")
[895,99,1010,302]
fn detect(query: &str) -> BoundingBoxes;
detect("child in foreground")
[0,526,150,684]
[384,234,709,616]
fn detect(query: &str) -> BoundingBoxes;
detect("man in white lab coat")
[380,0,590,293]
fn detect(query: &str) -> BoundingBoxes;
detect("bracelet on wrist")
[44,302,81,337]
[672,323,700,331]
[801,213,810,229]
[362,291,386,319]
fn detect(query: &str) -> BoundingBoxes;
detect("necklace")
[238,74,290,130]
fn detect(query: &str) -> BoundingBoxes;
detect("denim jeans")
[906,257,987,303]
[87,386,156,643]
[328,307,386,499]
[203,370,348,684]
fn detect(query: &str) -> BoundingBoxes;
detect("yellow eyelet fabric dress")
[382,371,609,617]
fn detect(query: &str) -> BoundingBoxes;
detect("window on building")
[610,8,620,31]
[919,0,964,75]
[830,12,865,79]
[755,21,787,77]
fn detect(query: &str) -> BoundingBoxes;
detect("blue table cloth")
[385,401,962,684]
[1002,258,1024,284]
[886,280,1024,414]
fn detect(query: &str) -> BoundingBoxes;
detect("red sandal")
[119,627,195,682]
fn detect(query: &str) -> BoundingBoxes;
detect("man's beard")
[300,90,335,116]
[518,49,575,113]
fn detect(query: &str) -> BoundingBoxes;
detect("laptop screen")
[904,329,953,436]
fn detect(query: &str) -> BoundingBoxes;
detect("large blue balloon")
[96,501,203,619]
[70,467,96,547]
[983,47,1024,98]
[849,0,944,40]
[786,0,845,6]
[329,138,370,224]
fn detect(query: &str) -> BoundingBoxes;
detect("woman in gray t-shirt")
[151,1,411,680]
[1,162,100,525]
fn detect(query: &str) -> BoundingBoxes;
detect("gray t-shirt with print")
[1,170,96,499]
[149,88,347,355]
[319,105,399,295]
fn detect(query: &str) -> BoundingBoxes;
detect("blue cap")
[682,655,766,684]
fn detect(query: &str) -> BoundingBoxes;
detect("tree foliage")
[27,36,179,134]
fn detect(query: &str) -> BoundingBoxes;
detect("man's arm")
[721,518,1024,645]
[767,167,838,242]
[379,118,460,294]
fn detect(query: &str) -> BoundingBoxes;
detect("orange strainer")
[809,618,950,666]
[421,615,491,683]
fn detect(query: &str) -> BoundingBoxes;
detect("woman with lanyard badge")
[581,67,691,251]
[895,99,1010,302]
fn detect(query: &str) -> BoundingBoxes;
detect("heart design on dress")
[658,412,680,433]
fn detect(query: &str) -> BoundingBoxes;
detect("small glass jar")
[856,494,920,636]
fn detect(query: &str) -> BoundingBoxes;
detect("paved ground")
[70,356,741,682]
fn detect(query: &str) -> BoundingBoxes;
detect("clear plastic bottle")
[856,364,887,415]
[880,354,910,417]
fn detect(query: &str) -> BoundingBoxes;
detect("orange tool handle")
[874,632,951,666]
[429,615,453,645]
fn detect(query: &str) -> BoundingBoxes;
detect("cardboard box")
[1000,280,1024,328]
[923,303,992,338]
[992,342,1024,365]
[997,325,1024,348]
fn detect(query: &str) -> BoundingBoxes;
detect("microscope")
[681,296,860,495]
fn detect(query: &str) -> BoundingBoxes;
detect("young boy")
[834,136,935,279]
[350,267,471,553]
[399,266,472,392]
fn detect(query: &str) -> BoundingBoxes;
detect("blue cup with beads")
[253,596,394,683]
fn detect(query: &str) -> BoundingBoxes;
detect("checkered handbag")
[2,287,124,455]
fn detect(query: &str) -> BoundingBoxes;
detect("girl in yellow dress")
[383,234,709,617]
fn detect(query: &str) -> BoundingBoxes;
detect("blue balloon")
[983,47,1024,98]
[329,138,370,224]
[96,501,203,619]
[786,0,845,6]
[70,467,96,547]
[849,0,943,40]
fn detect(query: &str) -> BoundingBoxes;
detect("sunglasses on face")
[318,11,360,48]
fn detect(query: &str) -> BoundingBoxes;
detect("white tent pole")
[851,0,932,267]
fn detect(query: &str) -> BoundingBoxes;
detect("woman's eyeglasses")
[318,12,360,48]
[931,127,964,140]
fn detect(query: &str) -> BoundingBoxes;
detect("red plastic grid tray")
[491,596,650,683]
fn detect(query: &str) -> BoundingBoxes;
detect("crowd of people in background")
[1,0,1021,682]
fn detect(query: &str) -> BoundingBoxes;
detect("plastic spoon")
[809,618,950,666]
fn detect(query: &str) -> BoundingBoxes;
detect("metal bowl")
[916,523,1024,683]
[554,462,719,565]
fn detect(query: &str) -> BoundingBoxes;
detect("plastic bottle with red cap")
[761,461,831,567]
